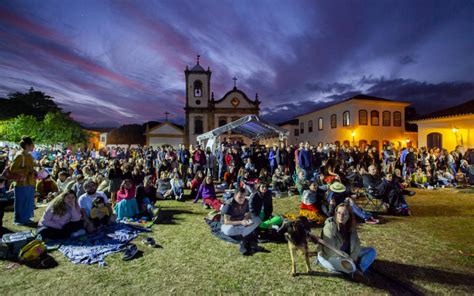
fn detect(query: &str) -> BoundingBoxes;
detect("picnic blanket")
[205,219,240,244]
[46,223,150,266]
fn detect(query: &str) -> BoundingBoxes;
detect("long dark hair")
[335,203,356,233]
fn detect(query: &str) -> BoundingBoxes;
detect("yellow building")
[294,94,416,150]
[409,99,474,151]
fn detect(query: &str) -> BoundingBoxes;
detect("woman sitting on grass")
[194,176,222,211]
[317,203,377,275]
[38,190,88,239]
[114,179,139,220]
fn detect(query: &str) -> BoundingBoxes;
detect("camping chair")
[359,188,385,212]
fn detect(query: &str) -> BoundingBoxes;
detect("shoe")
[122,244,138,261]
[70,228,87,238]
[239,241,252,256]
[141,237,158,248]
[364,217,379,225]
[151,206,160,218]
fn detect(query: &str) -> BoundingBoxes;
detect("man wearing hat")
[327,182,379,224]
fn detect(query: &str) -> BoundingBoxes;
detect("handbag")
[1,155,26,182]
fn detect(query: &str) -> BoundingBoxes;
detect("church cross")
[164,111,170,121]
[233,76,238,88]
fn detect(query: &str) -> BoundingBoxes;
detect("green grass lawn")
[1,188,473,295]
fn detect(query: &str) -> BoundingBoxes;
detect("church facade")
[184,56,260,146]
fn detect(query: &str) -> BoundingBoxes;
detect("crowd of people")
[1,136,473,275]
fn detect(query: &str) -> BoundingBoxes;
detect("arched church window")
[194,117,203,134]
[194,80,203,97]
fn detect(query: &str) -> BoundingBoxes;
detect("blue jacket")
[299,149,311,169]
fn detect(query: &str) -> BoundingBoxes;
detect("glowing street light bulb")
[351,132,356,137]
[452,128,458,133]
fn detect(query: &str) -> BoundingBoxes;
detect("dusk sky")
[0,0,473,126]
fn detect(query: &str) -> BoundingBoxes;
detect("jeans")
[345,198,372,220]
[317,247,377,274]
[218,162,226,180]
[37,220,84,240]
[14,186,35,224]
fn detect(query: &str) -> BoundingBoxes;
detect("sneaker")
[141,237,157,247]
[239,241,252,256]
[122,244,138,261]
[151,206,160,218]
[70,228,87,238]
[364,217,379,225]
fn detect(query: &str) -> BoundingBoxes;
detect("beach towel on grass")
[48,223,150,266]
[205,219,240,244]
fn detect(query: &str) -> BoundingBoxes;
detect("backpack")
[0,230,35,260]
[18,240,46,262]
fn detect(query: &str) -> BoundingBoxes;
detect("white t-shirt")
[78,191,109,217]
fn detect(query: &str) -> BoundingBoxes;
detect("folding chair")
[360,188,385,212]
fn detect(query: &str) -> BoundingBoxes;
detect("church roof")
[410,99,474,121]
[190,64,206,72]
[214,87,260,106]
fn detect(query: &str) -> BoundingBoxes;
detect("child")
[90,196,110,228]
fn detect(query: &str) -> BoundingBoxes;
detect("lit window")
[318,117,323,130]
[343,111,350,126]
[393,111,402,126]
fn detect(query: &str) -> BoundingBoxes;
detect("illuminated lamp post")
[351,131,356,146]
[452,128,459,145]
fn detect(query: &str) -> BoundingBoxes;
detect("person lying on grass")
[78,180,114,232]
[38,190,88,239]
[221,188,262,256]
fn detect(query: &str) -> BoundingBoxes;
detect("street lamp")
[452,128,459,144]
[351,131,355,146]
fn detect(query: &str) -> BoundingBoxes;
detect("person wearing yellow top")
[9,137,37,225]
[90,196,111,228]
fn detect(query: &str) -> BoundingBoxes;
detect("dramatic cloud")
[0,0,472,126]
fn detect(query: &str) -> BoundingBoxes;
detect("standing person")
[299,142,312,180]
[216,144,227,182]
[10,137,37,225]
[276,142,288,173]
[107,160,123,205]
[205,147,216,177]
[268,145,277,175]
[192,145,206,174]
[177,144,190,178]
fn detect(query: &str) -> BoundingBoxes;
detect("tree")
[107,124,145,145]
[0,114,41,143]
[0,87,62,120]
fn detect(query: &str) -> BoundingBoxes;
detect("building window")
[359,110,368,125]
[194,117,203,134]
[331,114,337,129]
[308,120,313,132]
[318,117,323,130]
[218,117,227,127]
[100,136,105,142]
[427,133,442,149]
[300,122,304,134]
[383,111,391,126]
[193,80,202,97]
[343,111,350,126]
[393,111,402,126]
[294,128,299,136]
[371,111,379,126]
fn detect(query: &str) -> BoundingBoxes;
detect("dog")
[279,216,318,276]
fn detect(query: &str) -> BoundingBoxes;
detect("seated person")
[295,170,310,196]
[272,167,291,196]
[218,166,237,190]
[135,176,160,218]
[221,188,262,256]
[411,168,429,188]
[72,174,86,198]
[170,172,185,201]
[78,180,114,232]
[56,171,73,192]
[35,174,59,202]
[392,168,408,188]
[317,203,377,275]
[156,171,172,199]
[194,176,222,211]
[257,168,272,187]
[38,190,88,239]
[368,171,411,215]
[244,158,258,178]
[188,171,204,199]
[240,170,257,195]
[249,183,283,230]
[90,196,110,229]
[460,160,474,185]
[114,179,139,220]
[301,182,324,214]
[326,182,379,224]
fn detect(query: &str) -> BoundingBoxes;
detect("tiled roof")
[411,99,474,121]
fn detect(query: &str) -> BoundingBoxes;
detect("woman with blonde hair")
[37,190,87,239]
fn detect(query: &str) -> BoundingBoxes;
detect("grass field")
[1,188,473,295]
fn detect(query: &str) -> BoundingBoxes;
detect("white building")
[145,121,184,148]
[184,56,260,146]
[294,94,416,150]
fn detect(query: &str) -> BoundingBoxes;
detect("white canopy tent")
[196,115,289,150]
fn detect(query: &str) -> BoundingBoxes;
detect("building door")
[370,140,379,151]
[359,140,367,149]
[427,133,442,149]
